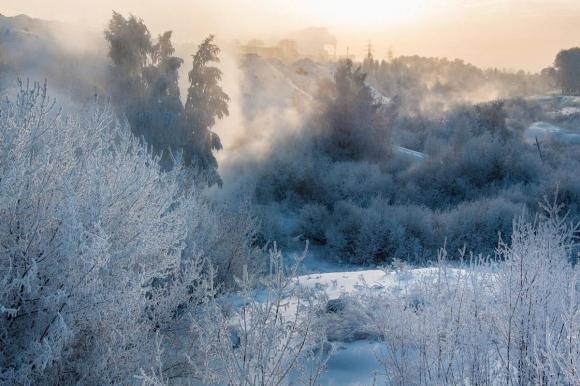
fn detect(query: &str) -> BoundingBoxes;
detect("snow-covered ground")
[525,121,580,145]
[318,340,386,385]
[557,106,580,116]
[296,266,466,301]
[369,84,391,105]
[291,267,466,385]
[522,94,580,146]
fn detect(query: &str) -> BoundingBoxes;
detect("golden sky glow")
[2,0,580,71]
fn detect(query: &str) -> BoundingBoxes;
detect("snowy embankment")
[368,84,391,105]
[524,94,580,145]
[296,267,466,300]
[525,121,580,145]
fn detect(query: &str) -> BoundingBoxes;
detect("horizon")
[2,0,580,72]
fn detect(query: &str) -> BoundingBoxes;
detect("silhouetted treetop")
[554,47,580,95]
[185,35,229,186]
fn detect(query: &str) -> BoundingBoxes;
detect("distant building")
[238,39,300,62]
[237,28,337,63]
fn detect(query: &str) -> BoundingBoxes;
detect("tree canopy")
[105,13,228,185]
[185,35,229,186]
[554,47,580,95]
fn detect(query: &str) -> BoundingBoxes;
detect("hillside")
[0,14,106,103]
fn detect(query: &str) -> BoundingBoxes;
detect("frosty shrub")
[399,132,542,209]
[242,69,580,264]
[325,200,436,264]
[185,193,266,289]
[190,245,331,385]
[0,81,215,384]
[436,197,521,256]
[362,195,579,385]
[296,203,331,245]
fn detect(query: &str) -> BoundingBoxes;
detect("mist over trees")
[105,12,228,185]
[0,14,108,101]
[361,55,555,116]
[1,8,580,385]
[245,57,580,264]
[105,13,185,152]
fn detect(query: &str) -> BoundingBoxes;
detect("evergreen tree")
[185,35,229,187]
[142,31,185,148]
[105,12,185,160]
[315,59,383,161]
[104,12,152,128]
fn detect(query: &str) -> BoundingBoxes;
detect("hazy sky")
[3,0,580,71]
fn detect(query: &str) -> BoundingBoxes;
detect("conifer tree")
[185,35,229,186]
[315,59,383,161]
[105,12,185,160]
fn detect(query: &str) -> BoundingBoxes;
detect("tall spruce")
[105,12,186,165]
[315,59,383,161]
[185,35,229,187]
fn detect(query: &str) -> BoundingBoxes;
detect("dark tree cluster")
[105,12,228,186]
[554,47,580,95]
[361,55,554,116]
[313,59,393,162]
[247,59,580,264]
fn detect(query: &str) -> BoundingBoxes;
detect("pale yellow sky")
[2,0,580,71]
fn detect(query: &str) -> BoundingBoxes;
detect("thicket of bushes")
[361,55,555,116]
[246,61,580,264]
[0,83,262,384]
[2,81,577,384]
[331,199,580,385]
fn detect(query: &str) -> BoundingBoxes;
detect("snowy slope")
[239,54,331,119]
[525,121,580,145]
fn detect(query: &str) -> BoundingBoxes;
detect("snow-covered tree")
[105,12,188,164]
[190,245,331,385]
[0,81,214,384]
[362,193,579,385]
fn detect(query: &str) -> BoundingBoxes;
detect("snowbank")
[525,121,580,145]
[296,267,465,300]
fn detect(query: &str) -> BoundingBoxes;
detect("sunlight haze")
[3,0,580,384]
[3,0,580,70]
